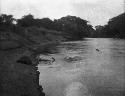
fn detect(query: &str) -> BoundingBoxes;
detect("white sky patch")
[1,0,124,26]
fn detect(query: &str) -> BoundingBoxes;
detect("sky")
[1,0,124,26]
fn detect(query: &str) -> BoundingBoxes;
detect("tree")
[37,18,53,29]
[52,15,92,40]
[0,14,15,25]
[17,14,35,27]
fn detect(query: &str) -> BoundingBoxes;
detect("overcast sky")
[1,0,124,26]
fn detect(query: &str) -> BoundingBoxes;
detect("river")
[38,38,125,96]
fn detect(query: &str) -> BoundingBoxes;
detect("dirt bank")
[0,46,45,96]
[0,30,47,96]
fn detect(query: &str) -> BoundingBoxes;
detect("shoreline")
[0,46,45,96]
[0,29,62,96]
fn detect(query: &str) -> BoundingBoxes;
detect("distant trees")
[0,13,95,40]
[51,16,94,40]
[94,24,116,38]
[16,14,95,40]
[0,14,16,32]
[94,13,125,38]
[17,14,53,29]
[17,14,35,27]
[1,13,125,39]
[0,14,15,25]
[107,14,125,38]
[94,25,105,37]
[37,18,53,29]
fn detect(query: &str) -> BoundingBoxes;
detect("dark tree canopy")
[0,14,15,25]
[50,15,93,40]
[0,13,95,40]
[17,14,35,27]
[94,13,125,38]
[15,14,95,40]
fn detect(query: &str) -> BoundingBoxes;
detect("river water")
[38,38,125,96]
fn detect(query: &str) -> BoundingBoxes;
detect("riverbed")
[38,38,125,96]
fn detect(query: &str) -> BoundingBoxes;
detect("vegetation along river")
[38,38,125,96]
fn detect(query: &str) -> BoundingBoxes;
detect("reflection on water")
[38,38,125,96]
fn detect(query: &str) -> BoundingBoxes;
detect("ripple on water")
[64,82,90,96]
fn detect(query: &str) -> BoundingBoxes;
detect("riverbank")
[0,46,46,96]
[0,27,64,96]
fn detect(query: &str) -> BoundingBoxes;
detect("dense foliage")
[1,13,125,39]
[95,13,125,38]
[0,14,95,40]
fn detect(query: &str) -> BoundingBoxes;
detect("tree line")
[95,13,125,38]
[0,14,95,40]
[1,13,125,39]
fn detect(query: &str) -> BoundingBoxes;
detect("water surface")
[38,38,125,96]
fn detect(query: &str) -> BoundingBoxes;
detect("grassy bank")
[0,26,64,96]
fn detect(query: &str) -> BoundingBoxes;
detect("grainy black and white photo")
[0,0,125,96]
